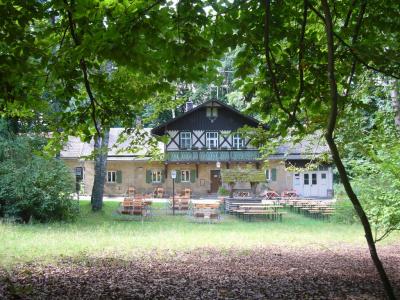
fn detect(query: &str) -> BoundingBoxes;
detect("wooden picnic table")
[231,202,263,205]
[239,205,283,209]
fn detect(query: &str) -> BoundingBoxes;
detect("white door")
[293,173,302,195]
[293,171,331,197]
[302,173,311,196]
[319,172,328,197]
[310,173,319,197]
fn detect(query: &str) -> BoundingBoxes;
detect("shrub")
[0,132,78,223]
[217,186,230,196]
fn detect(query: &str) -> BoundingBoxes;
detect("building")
[61,100,333,198]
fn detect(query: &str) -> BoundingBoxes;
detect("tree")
[41,0,221,211]
[391,80,400,131]
[0,1,48,134]
[211,0,399,298]
[336,75,400,242]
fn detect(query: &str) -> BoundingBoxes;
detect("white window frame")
[232,133,244,149]
[181,170,190,182]
[152,170,162,183]
[265,169,270,181]
[180,132,192,149]
[107,171,116,183]
[206,132,219,149]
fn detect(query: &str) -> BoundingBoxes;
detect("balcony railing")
[165,149,261,162]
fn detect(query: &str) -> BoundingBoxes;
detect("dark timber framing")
[152,99,264,163]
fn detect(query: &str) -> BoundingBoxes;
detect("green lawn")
[0,200,398,267]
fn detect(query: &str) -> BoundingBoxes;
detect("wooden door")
[210,170,221,193]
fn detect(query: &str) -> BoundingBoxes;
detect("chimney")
[185,101,193,112]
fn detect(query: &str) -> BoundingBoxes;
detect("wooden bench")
[239,210,286,222]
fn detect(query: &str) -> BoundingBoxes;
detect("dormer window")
[180,132,192,149]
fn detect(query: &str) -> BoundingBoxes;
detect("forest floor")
[1,245,399,299]
[1,200,400,299]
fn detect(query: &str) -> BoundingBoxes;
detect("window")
[181,170,190,182]
[107,171,116,183]
[265,169,270,181]
[152,170,162,183]
[75,167,84,179]
[232,133,244,149]
[180,132,192,149]
[206,132,218,148]
[265,168,277,181]
[206,107,218,118]
[321,173,327,179]
[304,173,309,185]
[312,173,317,185]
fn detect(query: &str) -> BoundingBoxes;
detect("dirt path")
[1,245,399,299]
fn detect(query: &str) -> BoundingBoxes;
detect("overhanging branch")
[307,1,400,80]
[64,0,101,136]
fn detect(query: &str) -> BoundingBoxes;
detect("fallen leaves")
[0,245,399,299]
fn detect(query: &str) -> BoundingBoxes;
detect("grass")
[0,200,399,267]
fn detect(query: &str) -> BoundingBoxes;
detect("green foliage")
[221,169,266,183]
[0,125,78,223]
[335,79,400,241]
[332,185,358,224]
[217,186,230,196]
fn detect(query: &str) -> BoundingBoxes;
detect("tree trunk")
[320,1,395,298]
[325,136,396,300]
[91,129,109,211]
[391,80,400,131]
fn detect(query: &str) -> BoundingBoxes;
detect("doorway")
[210,170,221,193]
[294,171,329,197]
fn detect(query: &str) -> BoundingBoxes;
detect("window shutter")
[116,170,122,184]
[161,170,165,183]
[146,170,152,183]
[175,170,181,183]
[190,170,196,183]
[271,168,277,181]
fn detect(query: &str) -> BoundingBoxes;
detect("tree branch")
[307,1,400,80]
[263,0,290,116]
[375,227,398,243]
[343,0,357,29]
[64,0,101,136]
[291,1,308,122]
[130,0,165,29]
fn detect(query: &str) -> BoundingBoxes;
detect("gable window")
[107,171,116,183]
[152,170,162,183]
[180,132,192,149]
[206,107,218,121]
[206,132,218,148]
[232,133,244,149]
[181,170,190,182]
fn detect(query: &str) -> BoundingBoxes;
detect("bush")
[0,132,78,223]
[332,200,359,224]
[218,186,230,196]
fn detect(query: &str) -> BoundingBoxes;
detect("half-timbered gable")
[61,100,333,198]
[151,100,260,163]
